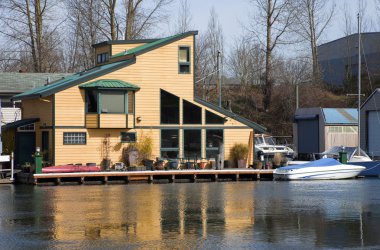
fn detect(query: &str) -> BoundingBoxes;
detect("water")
[1,179,380,249]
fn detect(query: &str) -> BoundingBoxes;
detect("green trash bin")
[339,151,347,164]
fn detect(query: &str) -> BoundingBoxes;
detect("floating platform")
[33,169,274,185]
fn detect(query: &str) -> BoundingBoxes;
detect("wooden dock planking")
[33,169,274,185]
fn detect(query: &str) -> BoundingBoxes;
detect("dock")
[33,169,274,185]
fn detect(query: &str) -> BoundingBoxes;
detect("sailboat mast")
[357,12,361,156]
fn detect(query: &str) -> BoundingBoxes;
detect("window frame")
[63,132,86,145]
[182,99,202,125]
[160,129,180,159]
[97,52,108,64]
[183,129,202,159]
[178,46,191,74]
[121,132,137,143]
[160,89,180,125]
[205,110,225,124]
[205,129,224,159]
[85,90,133,115]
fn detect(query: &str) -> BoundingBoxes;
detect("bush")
[230,143,249,164]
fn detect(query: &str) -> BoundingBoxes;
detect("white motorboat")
[255,134,294,160]
[273,158,365,180]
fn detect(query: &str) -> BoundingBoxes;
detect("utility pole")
[357,12,361,155]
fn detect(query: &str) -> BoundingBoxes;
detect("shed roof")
[322,108,357,124]
[79,79,140,90]
[111,31,198,59]
[0,73,71,94]
[12,58,136,101]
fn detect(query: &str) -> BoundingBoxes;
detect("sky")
[170,0,380,56]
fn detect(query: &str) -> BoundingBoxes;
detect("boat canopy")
[279,158,341,170]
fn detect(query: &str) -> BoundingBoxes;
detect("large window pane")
[205,110,225,124]
[206,129,223,159]
[183,100,201,124]
[184,130,201,158]
[161,129,179,159]
[101,91,124,113]
[86,90,98,113]
[161,89,179,124]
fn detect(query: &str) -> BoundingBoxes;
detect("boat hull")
[42,165,101,173]
[274,165,365,180]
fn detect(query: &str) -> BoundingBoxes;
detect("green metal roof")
[79,79,140,90]
[111,31,198,59]
[12,58,136,101]
[12,31,198,100]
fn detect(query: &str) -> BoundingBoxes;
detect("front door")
[42,131,49,161]
[15,132,35,166]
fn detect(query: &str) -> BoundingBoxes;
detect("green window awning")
[79,79,140,91]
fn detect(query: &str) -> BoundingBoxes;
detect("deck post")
[193,174,197,183]
[80,177,85,184]
[56,178,61,185]
[103,176,108,184]
[235,174,239,181]
[10,152,14,182]
[148,175,153,183]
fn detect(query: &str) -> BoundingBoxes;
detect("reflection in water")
[0,180,380,249]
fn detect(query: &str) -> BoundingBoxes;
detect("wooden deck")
[33,169,274,185]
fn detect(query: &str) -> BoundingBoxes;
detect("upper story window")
[86,90,134,114]
[178,46,190,74]
[161,89,179,124]
[97,52,108,64]
[100,91,124,113]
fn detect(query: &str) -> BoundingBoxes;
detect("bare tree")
[0,0,63,72]
[195,8,224,103]
[173,0,193,34]
[293,0,335,84]
[122,0,174,39]
[248,0,296,110]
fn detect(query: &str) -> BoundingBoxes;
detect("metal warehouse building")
[293,108,358,159]
[360,89,380,158]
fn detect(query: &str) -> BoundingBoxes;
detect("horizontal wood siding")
[22,96,53,126]
[127,114,134,128]
[54,128,160,166]
[55,87,85,126]
[100,114,126,128]
[86,114,98,128]
[224,129,252,166]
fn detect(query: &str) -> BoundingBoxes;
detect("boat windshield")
[264,137,276,145]
[322,146,370,159]
[255,137,264,144]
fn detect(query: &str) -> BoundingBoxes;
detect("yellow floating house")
[9,31,265,167]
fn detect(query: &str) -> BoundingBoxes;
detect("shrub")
[230,143,249,164]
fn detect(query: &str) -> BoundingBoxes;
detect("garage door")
[368,111,380,157]
[297,119,319,154]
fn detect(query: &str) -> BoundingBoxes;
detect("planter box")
[128,166,146,171]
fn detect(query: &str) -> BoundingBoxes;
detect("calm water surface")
[1,179,380,249]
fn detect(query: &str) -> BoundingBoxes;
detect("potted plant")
[230,143,249,168]
[272,152,284,168]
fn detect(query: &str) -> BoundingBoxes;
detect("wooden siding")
[55,87,85,126]
[86,114,98,128]
[224,129,252,166]
[22,96,53,126]
[99,114,126,128]
[111,43,147,56]
[54,128,157,166]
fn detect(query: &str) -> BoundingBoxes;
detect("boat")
[273,158,365,180]
[42,165,101,173]
[255,134,294,160]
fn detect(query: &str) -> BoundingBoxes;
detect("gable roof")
[12,58,136,101]
[0,73,71,94]
[194,97,266,133]
[111,31,198,59]
[321,108,357,125]
[79,79,140,90]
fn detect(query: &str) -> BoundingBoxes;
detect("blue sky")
[171,0,379,55]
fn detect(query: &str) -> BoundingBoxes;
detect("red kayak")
[42,165,101,173]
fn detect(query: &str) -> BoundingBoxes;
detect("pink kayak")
[42,165,101,173]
